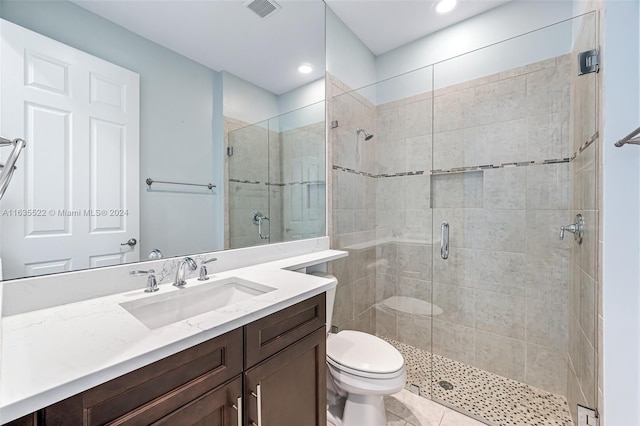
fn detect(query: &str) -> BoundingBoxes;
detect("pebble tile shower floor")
[381,337,574,426]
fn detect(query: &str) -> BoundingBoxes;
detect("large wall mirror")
[0,0,326,281]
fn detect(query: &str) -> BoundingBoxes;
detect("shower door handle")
[441,221,449,260]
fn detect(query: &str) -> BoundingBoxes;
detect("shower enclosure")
[329,12,598,426]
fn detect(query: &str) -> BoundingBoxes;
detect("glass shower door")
[430,13,598,426]
[228,119,270,249]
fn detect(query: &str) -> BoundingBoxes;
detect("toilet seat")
[327,331,404,379]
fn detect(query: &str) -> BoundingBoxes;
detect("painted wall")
[0,0,223,257]
[325,6,377,101]
[601,0,640,424]
[377,0,574,83]
[222,71,279,125]
[278,78,325,116]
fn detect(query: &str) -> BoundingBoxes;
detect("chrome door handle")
[231,396,242,426]
[441,221,449,260]
[560,213,584,244]
[121,238,137,247]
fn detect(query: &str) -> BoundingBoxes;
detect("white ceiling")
[326,0,511,56]
[73,0,511,95]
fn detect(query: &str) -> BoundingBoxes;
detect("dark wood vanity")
[5,294,327,426]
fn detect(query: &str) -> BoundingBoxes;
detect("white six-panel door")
[0,19,140,280]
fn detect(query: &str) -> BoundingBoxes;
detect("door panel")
[0,19,140,279]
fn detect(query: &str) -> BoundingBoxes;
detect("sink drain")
[438,380,454,390]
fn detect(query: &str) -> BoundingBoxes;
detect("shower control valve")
[559,213,584,244]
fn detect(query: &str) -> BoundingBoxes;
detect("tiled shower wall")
[329,53,577,397]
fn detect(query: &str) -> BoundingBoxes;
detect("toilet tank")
[309,272,336,334]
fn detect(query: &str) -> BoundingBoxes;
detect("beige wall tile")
[475,331,526,381]
[464,209,526,253]
[526,298,568,351]
[464,119,527,166]
[468,75,527,127]
[397,311,433,352]
[432,172,483,208]
[433,319,476,365]
[525,343,568,395]
[397,242,432,280]
[433,282,475,328]
[475,290,526,339]
[483,167,526,210]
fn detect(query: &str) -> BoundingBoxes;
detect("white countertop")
[0,250,346,424]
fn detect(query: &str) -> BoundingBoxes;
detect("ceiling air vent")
[243,0,281,19]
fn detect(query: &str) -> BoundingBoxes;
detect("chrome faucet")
[174,257,197,287]
[198,257,218,281]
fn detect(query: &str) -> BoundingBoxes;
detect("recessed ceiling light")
[298,63,313,74]
[434,0,457,14]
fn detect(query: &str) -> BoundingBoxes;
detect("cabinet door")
[245,327,326,426]
[151,377,242,426]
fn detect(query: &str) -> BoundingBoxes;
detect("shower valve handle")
[559,214,584,244]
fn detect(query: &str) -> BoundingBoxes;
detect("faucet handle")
[559,213,584,244]
[130,269,158,293]
[198,257,218,281]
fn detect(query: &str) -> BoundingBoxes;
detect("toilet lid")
[327,330,404,374]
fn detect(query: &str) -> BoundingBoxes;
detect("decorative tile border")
[229,178,326,186]
[332,132,599,178]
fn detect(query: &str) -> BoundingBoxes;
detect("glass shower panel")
[568,11,599,422]
[431,13,598,426]
[328,66,435,396]
[228,119,270,249]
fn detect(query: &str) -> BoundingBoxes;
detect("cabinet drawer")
[53,328,243,426]
[3,413,38,426]
[245,293,325,368]
[151,376,242,426]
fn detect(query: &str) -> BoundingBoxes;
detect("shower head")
[356,128,374,141]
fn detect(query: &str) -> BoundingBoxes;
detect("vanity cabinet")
[4,293,326,426]
[244,294,326,426]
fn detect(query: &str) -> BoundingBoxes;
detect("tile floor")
[383,337,574,426]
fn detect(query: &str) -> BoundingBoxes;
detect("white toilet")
[315,273,406,426]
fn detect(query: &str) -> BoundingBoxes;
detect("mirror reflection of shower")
[356,127,374,141]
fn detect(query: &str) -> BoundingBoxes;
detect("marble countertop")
[0,250,346,424]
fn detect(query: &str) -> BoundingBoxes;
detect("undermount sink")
[120,277,276,330]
